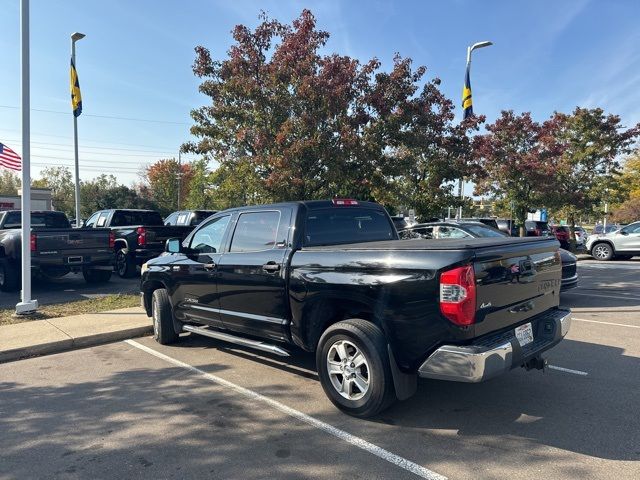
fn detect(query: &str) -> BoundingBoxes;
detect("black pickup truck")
[0,210,114,291]
[83,209,193,278]
[140,200,571,417]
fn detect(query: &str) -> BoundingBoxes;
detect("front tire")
[0,259,20,292]
[316,319,396,418]
[115,248,137,278]
[152,288,178,345]
[591,242,613,261]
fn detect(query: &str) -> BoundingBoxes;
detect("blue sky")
[1,0,639,186]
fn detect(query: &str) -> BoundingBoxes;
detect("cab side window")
[164,212,178,226]
[190,215,231,254]
[84,212,101,228]
[230,211,281,252]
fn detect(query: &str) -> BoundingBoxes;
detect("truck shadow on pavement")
[375,337,639,462]
[172,333,638,463]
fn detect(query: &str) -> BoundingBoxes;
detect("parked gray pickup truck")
[0,210,114,291]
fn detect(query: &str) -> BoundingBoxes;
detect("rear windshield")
[111,210,163,226]
[2,211,70,229]
[304,207,395,246]
[555,226,570,232]
[192,211,216,226]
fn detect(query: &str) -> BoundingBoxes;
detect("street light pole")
[459,40,493,220]
[71,32,85,227]
[177,151,182,210]
[16,0,38,314]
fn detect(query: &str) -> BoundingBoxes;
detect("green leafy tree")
[32,166,75,217]
[545,108,640,245]
[184,158,215,209]
[80,175,157,218]
[0,170,21,195]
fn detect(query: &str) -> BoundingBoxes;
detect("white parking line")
[563,291,640,302]
[124,339,447,480]
[573,318,640,329]
[548,365,589,376]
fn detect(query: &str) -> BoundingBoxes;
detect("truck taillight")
[440,265,476,326]
[137,227,146,246]
[109,231,115,249]
[30,233,36,252]
[332,198,359,206]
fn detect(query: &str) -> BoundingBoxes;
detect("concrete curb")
[0,307,152,363]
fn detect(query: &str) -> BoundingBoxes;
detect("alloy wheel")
[326,340,370,400]
[593,244,611,259]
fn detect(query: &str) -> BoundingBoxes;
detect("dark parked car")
[141,199,571,417]
[164,210,217,227]
[0,210,113,291]
[459,217,500,230]
[550,225,571,249]
[83,209,193,278]
[496,218,518,237]
[525,220,550,237]
[400,221,578,291]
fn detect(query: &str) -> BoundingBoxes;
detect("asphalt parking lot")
[0,273,139,309]
[1,259,638,479]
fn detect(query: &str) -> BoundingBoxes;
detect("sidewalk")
[0,307,152,363]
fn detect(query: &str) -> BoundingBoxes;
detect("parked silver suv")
[586,221,640,261]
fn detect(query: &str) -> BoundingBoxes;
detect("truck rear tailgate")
[139,226,193,248]
[472,237,562,337]
[33,228,111,252]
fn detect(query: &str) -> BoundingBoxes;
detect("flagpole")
[16,0,38,315]
[71,32,85,227]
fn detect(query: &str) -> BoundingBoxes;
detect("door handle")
[262,262,281,273]
[203,262,216,271]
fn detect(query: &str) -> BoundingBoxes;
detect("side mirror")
[165,238,183,253]
[620,230,629,236]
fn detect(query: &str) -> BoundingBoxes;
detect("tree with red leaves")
[184,10,476,216]
[472,111,555,236]
[143,159,193,216]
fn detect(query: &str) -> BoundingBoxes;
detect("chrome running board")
[182,324,290,357]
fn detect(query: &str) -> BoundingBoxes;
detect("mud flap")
[388,345,417,401]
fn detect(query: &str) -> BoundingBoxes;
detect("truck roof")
[216,199,384,214]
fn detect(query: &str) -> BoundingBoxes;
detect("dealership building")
[0,188,53,211]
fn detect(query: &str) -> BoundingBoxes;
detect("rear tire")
[152,288,178,345]
[82,268,112,284]
[316,319,396,418]
[0,259,20,292]
[591,242,613,261]
[115,248,137,278]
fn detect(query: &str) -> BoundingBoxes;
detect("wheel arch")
[114,238,129,251]
[591,239,616,255]
[295,297,382,353]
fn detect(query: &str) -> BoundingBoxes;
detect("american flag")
[0,142,21,171]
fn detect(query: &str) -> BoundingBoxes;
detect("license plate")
[515,322,534,347]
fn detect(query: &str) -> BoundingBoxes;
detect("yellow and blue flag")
[70,58,82,117]
[462,64,473,119]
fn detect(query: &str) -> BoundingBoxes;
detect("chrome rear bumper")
[418,309,572,383]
